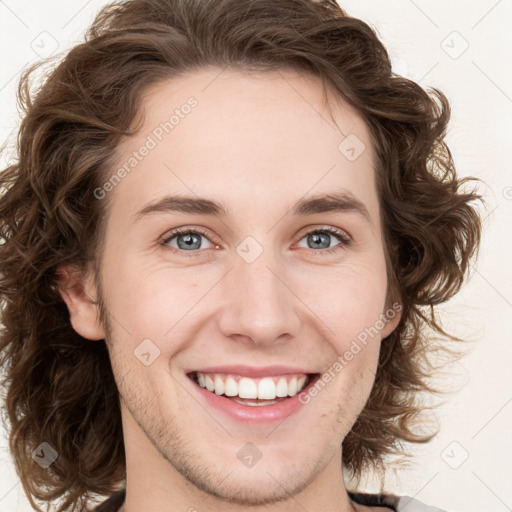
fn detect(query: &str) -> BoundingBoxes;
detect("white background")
[0,1,511,511]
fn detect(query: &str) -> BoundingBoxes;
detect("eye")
[161,227,215,252]
[160,225,351,256]
[295,226,352,255]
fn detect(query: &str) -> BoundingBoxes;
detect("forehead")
[107,66,379,229]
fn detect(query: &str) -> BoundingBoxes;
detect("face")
[60,66,401,506]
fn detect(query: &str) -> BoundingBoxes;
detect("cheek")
[297,262,387,391]
[101,256,203,342]
[298,261,389,336]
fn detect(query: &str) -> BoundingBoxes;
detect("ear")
[380,302,403,340]
[56,263,106,341]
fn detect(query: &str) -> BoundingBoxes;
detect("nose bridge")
[218,239,301,345]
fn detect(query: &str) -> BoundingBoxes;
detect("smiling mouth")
[187,371,321,406]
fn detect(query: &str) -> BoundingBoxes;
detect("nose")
[217,245,301,347]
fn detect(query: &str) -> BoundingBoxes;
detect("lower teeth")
[228,396,288,406]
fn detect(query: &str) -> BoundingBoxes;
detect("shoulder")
[349,491,450,512]
[383,493,450,512]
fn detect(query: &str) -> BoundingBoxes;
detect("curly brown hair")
[0,0,484,510]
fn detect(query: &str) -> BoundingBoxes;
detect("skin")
[58,66,401,512]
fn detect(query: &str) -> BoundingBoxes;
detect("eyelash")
[160,225,352,256]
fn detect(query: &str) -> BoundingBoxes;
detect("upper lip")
[186,365,318,378]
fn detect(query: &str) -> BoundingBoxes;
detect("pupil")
[178,233,201,250]
[310,233,329,249]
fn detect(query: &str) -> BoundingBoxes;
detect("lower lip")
[188,374,320,425]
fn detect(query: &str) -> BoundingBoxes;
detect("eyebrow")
[133,191,372,225]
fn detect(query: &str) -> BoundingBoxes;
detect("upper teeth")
[195,372,310,399]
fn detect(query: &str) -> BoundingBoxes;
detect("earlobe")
[380,302,403,340]
[56,264,106,341]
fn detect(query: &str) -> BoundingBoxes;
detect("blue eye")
[160,226,351,255]
[162,228,213,251]
[296,227,351,254]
